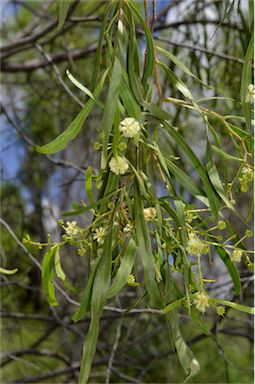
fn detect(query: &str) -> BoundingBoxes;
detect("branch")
[0,0,79,55]
[1,44,98,73]
[35,43,84,108]
[154,19,244,32]
[153,35,244,65]
[105,319,123,384]
[1,348,70,368]
[1,105,87,174]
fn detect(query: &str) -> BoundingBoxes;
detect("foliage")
[1,1,254,383]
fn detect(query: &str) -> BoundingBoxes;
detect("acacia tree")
[1,1,254,383]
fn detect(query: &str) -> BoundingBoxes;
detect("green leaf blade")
[36,69,108,154]
[42,247,58,307]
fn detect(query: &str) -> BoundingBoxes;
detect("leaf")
[241,34,254,130]
[79,314,100,384]
[126,15,144,103]
[205,140,234,210]
[57,0,72,31]
[66,70,104,110]
[158,61,193,100]
[156,45,210,89]
[133,180,161,306]
[248,0,254,32]
[108,237,137,298]
[211,298,255,315]
[0,267,18,275]
[101,54,122,168]
[42,247,58,307]
[78,214,115,383]
[120,71,141,120]
[165,312,200,381]
[214,245,241,295]
[165,157,206,199]
[90,2,111,89]
[36,69,109,154]
[126,0,154,87]
[227,123,253,147]
[210,0,235,39]
[159,199,180,226]
[54,247,66,281]
[72,257,101,323]
[161,121,221,219]
[144,102,172,120]
[161,296,185,314]
[211,145,243,162]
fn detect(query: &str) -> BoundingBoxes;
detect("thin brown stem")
[151,0,157,33]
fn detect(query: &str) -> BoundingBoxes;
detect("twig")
[35,43,84,108]
[151,0,157,33]
[154,35,244,65]
[154,19,244,32]
[1,348,70,368]
[103,306,161,314]
[1,44,99,73]
[0,0,79,55]
[105,319,123,384]
[0,218,42,270]
[1,105,86,174]
[142,0,150,84]
[0,218,80,307]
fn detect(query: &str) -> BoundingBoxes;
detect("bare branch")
[154,19,244,32]
[0,0,79,55]
[153,35,244,65]
[1,44,99,73]
[105,319,123,384]
[35,43,84,108]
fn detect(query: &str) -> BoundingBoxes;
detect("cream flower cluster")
[239,166,253,193]
[123,223,133,233]
[218,220,226,230]
[193,291,210,313]
[109,156,129,175]
[245,84,255,104]
[186,232,205,256]
[63,221,79,236]
[230,249,242,263]
[143,207,157,221]
[120,117,141,138]
[127,273,139,286]
[93,227,107,245]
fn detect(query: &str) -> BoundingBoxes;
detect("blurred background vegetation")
[0,0,253,383]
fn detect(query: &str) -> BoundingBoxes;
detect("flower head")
[241,166,253,182]
[109,156,129,175]
[185,210,194,224]
[127,274,139,286]
[216,306,225,316]
[120,117,141,138]
[193,291,210,313]
[143,207,157,221]
[186,232,205,256]
[245,229,253,238]
[218,221,226,230]
[123,223,133,233]
[231,249,242,263]
[93,227,107,245]
[245,84,255,104]
[63,221,79,236]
